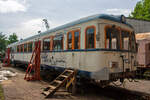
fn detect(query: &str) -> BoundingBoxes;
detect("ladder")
[42,69,77,98]
[3,48,10,67]
[24,41,41,81]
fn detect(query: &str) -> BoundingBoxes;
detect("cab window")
[105,26,120,50]
[131,32,136,52]
[121,30,130,50]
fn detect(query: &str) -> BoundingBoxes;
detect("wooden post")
[72,69,77,95]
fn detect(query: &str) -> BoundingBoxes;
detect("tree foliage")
[131,0,150,21]
[0,32,18,53]
[8,33,18,44]
[0,32,7,53]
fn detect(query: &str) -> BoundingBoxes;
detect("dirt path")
[1,63,150,100]
[122,79,150,94]
[0,64,110,100]
[1,67,47,100]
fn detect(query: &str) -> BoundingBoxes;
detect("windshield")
[105,27,120,50]
[121,30,136,52]
[105,26,136,52]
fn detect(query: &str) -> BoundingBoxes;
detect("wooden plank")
[66,70,74,73]
[43,69,77,98]
[42,91,50,96]
[54,80,62,84]
[60,75,68,78]
[48,85,56,89]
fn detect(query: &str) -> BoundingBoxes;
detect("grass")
[0,84,5,100]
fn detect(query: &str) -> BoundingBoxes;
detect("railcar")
[8,14,137,85]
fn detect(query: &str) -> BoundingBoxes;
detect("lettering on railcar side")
[41,53,66,66]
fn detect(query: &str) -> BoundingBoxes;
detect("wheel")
[13,62,17,67]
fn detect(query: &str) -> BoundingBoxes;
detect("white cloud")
[0,0,138,39]
[104,8,132,16]
[7,18,62,39]
[0,0,27,13]
[12,18,45,39]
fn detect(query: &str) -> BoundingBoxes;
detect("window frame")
[121,28,132,50]
[67,31,73,50]
[17,45,19,53]
[20,44,24,53]
[104,25,121,49]
[85,26,96,49]
[67,29,80,50]
[104,25,136,51]
[74,29,80,49]
[130,31,136,52]
[24,43,28,52]
[53,34,64,51]
[27,42,33,52]
[43,37,51,51]
[14,46,17,53]
[50,36,54,51]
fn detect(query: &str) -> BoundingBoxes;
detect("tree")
[8,33,18,44]
[131,0,150,21]
[0,32,7,53]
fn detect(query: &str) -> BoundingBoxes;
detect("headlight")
[110,62,118,68]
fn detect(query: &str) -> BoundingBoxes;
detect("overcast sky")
[0,0,139,39]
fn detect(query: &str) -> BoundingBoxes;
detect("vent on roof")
[121,15,126,23]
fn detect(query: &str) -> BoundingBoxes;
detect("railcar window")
[28,42,33,52]
[74,31,80,49]
[67,32,72,50]
[86,27,95,49]
[10,47,13,53]
[106,27,120,50]
[13,46,17,53]
[131,32,136,52]
[15,46,17,52]
[121,30,130,50]
[43,38,50,51]
[11,47,14,53]
[12,47,16,53]
[17,45,20,52]
[20,45,24,52]
[53,35,63,51]
[24,44,27,52]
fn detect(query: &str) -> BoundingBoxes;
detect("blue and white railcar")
[8,14,137,84]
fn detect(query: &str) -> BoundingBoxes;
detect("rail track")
[80,84,150,100]
[101,86,150,100]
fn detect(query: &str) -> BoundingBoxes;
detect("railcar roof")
[8,14,132,47]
